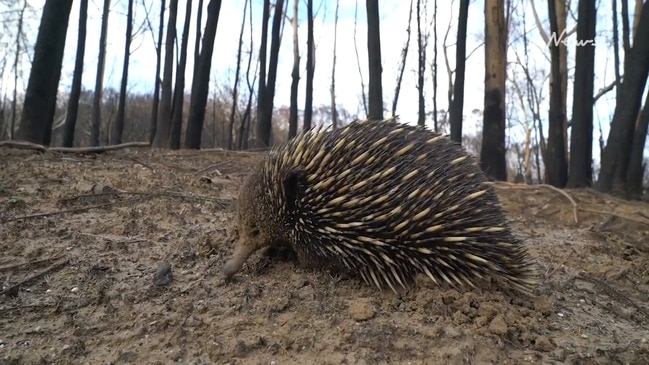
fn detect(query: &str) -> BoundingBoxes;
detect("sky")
[1,0,647,164]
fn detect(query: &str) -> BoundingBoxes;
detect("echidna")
[223,118,538,294]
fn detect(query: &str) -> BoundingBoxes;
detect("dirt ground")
[1,146,648,365]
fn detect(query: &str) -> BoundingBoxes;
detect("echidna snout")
[223,118,539,294]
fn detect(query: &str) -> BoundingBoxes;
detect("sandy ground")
[1,147,648,365]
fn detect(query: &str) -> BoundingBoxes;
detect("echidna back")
[256,119,538,294]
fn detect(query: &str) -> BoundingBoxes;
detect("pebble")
[535,335,555,352]
[487,314,508,335]
[153,263,173,286]
[348,298,376,321]
[70,287,79,293]
[533,297,553,315]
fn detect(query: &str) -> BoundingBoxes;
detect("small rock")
[535,335,555,352]
[533,297,553,316]
[552,348,566,361]
[443,326,462,338]
[488,314,508,335]
[153,263,173,286]
[70,287,79,293]
[269,296,290,312]
[348,298,376,321]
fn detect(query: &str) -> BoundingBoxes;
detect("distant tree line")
[0,0,648,199]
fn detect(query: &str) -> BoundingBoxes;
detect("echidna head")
[223,165,278,279]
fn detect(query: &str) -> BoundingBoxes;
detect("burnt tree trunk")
[149,0,166,144]
[432,0,438,131]
[416,0,426,126]
[194,0,204,63]
[366,0,384,120]
[63,0,88,147]
[391,0,414,118]
[184,0,222,149]
[10,1,28,140]
[154,0,178,148]
[229,0,248,148]
[613,0,621,100]
[449,0,469,143]
[91,0,111,147]
[17,0,73,145]
[598,1,649,193]
[567,0,596,188]
[480,0,507,180]
[239,0,256,150]
[111,0,134,145]
[545,0,568,187]
[289,0,300,138]
[625,92,649,199]
[303,0,314,131]
[330,0,339,129]
[257,0,286,146]
[255,0,270,146]
[170,0,193,150]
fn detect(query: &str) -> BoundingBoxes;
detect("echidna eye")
[250,228,260,237]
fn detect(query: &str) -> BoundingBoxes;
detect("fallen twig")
[0,140,150,154]
[493,182,579,224]
[543,250,575,284]
[0,255,65,272]
[578,207,649,226]
[2,197,142,223]
[2,258,69,296]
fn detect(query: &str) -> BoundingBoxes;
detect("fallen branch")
[578,207,649,226]
[0,255,65,272]
[543,250,574,285]
[2,197,142,223]
[58,190,232,209]
[2,258,69,297]
[0,140,150,154]
[492,182,579,224]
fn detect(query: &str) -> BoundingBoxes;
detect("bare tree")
[530,0,569,159]
[90,0,110,146]
[626,88,649,198]
[633,0,643,37]
[169,0,193,149]
[62,0,88,147]
[567,0,597,188]
[111,0,134,145]
[239,0,256,149]
[432,0,438,131]
[545,0,568,187]
[449,0,469,143]
[17,0,73,144]
[195,0,204,63]
[622,0,631,51]
[256,0,287,147]
[366,0,384,120]
[353,0,368,117]
[148,0,165,144]
[10,1,28,140]
[613,0,621,100]
[91,0,111,147]
[391,0,414,118]
[416,0,427,126]
[185,0,223,149]
[330,0,340,129]
[480,0,508,180]
[154,0,178,147]
[599,2,649,193]
[255,0,270,145]
[288,0,300,138]
[303,0,314,131]
[229,0,249,147]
